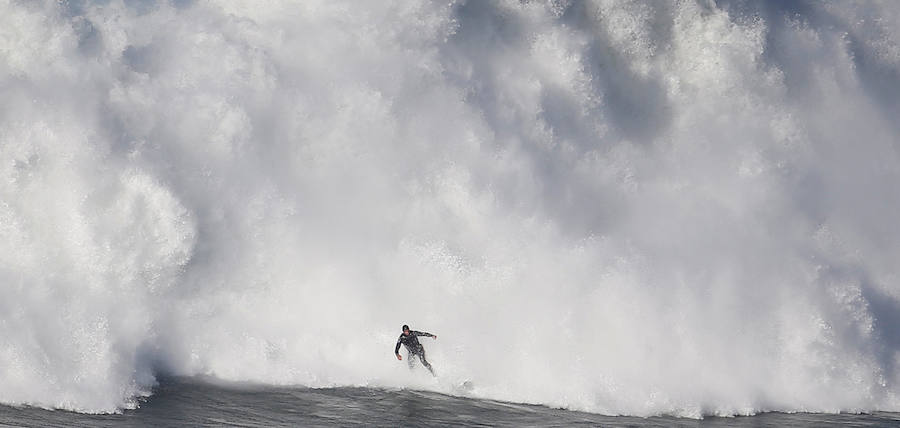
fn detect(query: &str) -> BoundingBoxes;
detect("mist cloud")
[1,0,899,416]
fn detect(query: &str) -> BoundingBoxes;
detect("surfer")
[394,324,437,376]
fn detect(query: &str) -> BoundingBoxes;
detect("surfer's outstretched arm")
[414,331,437,339]
[394,336,403,360]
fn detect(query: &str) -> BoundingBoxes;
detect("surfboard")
[457,380,474,392]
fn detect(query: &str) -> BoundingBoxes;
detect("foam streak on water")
[1,0,900,417]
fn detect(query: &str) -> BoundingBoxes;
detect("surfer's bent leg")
[419,348,435,376]
[407,351,415,369]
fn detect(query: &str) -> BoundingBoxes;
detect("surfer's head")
[402,325,410,335]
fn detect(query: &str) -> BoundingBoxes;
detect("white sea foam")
[1,0,900,417]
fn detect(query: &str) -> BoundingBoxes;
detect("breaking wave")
[1,0,900,417]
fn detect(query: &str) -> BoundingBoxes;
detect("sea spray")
[1,0,899,416]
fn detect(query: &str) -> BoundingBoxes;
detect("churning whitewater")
[2,0,900,418]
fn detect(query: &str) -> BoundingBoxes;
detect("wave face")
[2,0,900,416]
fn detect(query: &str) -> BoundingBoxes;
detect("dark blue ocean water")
[1,377,898,427]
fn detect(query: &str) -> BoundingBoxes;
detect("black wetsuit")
[395,330,435,375]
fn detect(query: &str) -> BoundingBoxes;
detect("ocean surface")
[3,0,900,423]
[0,377,897,427]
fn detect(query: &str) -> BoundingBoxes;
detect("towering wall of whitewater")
[2,0,900,416]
